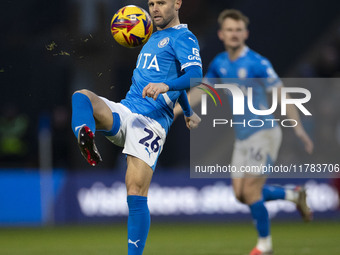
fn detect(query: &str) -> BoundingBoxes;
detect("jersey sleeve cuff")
[184,108,194,118]
[181,62,202,71]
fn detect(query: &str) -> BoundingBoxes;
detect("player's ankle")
[256,235,272,252]
[285,188,299,203]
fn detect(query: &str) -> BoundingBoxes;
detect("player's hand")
[142,82,169,100]
[184,112,201,130]
[296,128,314,154]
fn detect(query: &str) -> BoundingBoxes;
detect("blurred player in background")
[71,0,202,254]
[175,9,314,255]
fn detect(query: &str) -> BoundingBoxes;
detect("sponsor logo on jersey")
[188,48,201,61]
[136,53,160,71]
[158,37,169,48]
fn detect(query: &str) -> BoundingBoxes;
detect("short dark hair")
[218,9,249,28]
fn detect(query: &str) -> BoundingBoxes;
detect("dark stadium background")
[0,0,340,254]
[1,0,340,169]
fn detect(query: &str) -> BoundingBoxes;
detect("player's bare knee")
[234,192,246,204]
[126,179,148,196]
[127,184,145,196]
[73,89,90,96]
[235,190,254,205]
[243,189,262,205]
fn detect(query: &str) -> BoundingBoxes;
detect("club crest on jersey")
[238,68,247,79]
[158,37,169,48]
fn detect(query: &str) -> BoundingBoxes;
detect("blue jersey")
[121,24,202,133]
[205,46,282,140]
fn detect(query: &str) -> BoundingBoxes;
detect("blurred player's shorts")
[231,126,282,178]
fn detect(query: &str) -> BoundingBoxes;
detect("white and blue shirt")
[205,46,282,140]
[121,24,202,133]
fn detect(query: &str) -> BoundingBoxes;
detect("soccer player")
[175,9,314,255]
[71,0,202,254]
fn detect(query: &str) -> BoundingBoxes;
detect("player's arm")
[174,58,218,119]
[142,65,202,100]
[173,83,205,119]
[177,90,193,117]
[177,90,201,129]
[277,86,314,154]
[259,59,313,154]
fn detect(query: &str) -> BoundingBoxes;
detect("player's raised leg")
[262,185,312,222]
[71,89,115,166]
[262,185,285,201]
[125,156,153,255]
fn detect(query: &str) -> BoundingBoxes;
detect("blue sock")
[262,185,285,201]
[71,93,96,138]
[127,195,150,255]
[97,113,120,137]
[249,199,270,237]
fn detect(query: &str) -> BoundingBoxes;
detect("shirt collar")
[240,46,249,57]
[172,24,188,29]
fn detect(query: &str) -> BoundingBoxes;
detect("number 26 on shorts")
[139,128,161,153]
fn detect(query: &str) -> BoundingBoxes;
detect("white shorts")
[99,97,166,170]
[231,126,282,178]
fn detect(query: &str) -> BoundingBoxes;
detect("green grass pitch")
[0,221,339,255]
